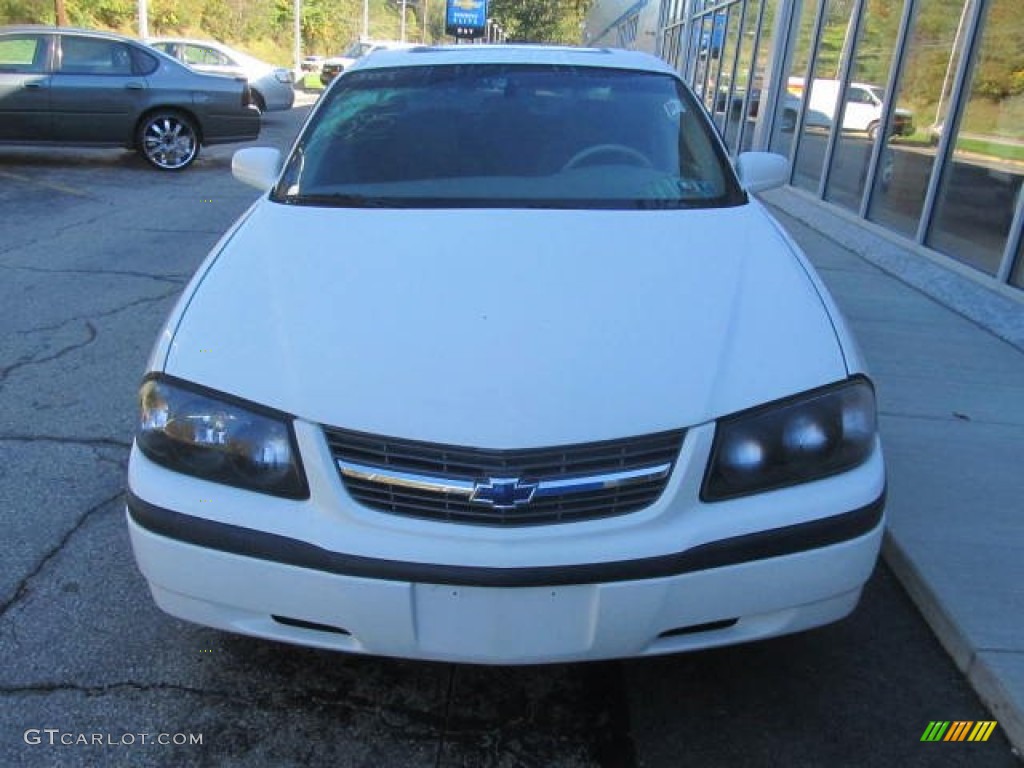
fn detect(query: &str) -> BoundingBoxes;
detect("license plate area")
[413,583,598,661]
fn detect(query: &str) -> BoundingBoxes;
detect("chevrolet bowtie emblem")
[470,477,538,509]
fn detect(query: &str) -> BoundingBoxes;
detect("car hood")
[162,201,847,447]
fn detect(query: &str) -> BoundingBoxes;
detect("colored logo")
[470,477,537,509]
[921,721,998,742]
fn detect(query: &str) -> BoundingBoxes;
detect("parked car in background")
[148,38,295,113]
[0,25,260,170]
[301,55,324,72]
[788,78,913,141]
[319,39,415,86]
[127,46,885,665]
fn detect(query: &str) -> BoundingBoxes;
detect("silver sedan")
[0,25,261,170]
[148,38,295,113]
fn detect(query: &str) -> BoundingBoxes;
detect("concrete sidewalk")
[763,188,1024,755]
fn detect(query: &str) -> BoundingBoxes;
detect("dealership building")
[583,0,1024,305]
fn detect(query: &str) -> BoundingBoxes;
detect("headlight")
[136,376,308,499]
[701,377,877,501]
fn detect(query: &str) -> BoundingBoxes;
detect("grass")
[955,137,1024,164]
[891,129,1024,165]
[299,72,325,91]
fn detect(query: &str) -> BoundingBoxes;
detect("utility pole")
[294,0,302,75]
[55,0,68,26]
[138,0,148,38]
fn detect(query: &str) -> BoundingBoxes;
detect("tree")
[487,0,590,44]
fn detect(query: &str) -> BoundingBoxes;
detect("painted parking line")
[0,170,92,198]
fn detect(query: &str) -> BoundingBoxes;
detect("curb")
[883,532,1023,756]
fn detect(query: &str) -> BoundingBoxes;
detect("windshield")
[342,41,373,58]
[272,64,745,210]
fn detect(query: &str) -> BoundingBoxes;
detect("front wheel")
[137,111,200,171]
[867,121,880,143]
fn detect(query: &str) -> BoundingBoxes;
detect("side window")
[847,87,872,105]
[0,34,48,73]
[59,37,133,75]
[183,45,229,67]
[130,46,159,76]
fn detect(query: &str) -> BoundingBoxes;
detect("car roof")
[350,44,677,76]
[1,24,139,43]
[149,37,232,48]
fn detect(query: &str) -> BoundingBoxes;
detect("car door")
[842,86,876,132]
[49,34,148,144]
[0,32,53,141]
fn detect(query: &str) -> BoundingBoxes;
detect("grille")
[324,426,685,526]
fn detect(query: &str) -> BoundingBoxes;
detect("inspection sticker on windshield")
[664,99,686,119]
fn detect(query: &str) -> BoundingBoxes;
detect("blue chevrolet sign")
[446,0,488,39]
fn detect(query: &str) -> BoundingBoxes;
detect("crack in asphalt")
[13,285,181,336]
[0,212,113,257]
[0,262,189,286]
[2,287,181,384]
[433,665,459,768]
[0,435,131,449]
[0,320,97,383]
[0,491,123,620]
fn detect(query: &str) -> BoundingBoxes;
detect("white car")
[127,45,885,665]
[148,38,295,113]
[319,39,415,86]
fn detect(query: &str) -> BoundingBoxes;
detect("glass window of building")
[824,0,906,212]
[925,0,1024,276]
[1011,233,1024,289]
[720,0,761,154]
[769,0,823,158]
[709,4,744,135]
[791,0,861,193]
[866,0,973,238]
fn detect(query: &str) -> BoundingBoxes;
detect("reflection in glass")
[1011,235,1024,289]
[824,0,904,212]
[709,4,743,134]
[722,0,761,153]
[770,0,821,158]
[663,22,684,71]
[741,0,777,152]
[926,0,1024,275]
[867,0,972,237]
[792,0,859,193]
[686,14,710,88]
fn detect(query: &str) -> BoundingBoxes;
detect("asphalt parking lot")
[0,94,1019,766]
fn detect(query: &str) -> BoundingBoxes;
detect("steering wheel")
[562,143,652,171]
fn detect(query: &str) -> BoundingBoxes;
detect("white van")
[787,78,914,140]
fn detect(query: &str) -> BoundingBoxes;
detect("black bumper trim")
[126,490,884,588]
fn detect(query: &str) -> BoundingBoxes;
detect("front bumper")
[127,490,883,664]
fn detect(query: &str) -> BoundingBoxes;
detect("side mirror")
[735,152,789,194]
[232,147,283,192]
